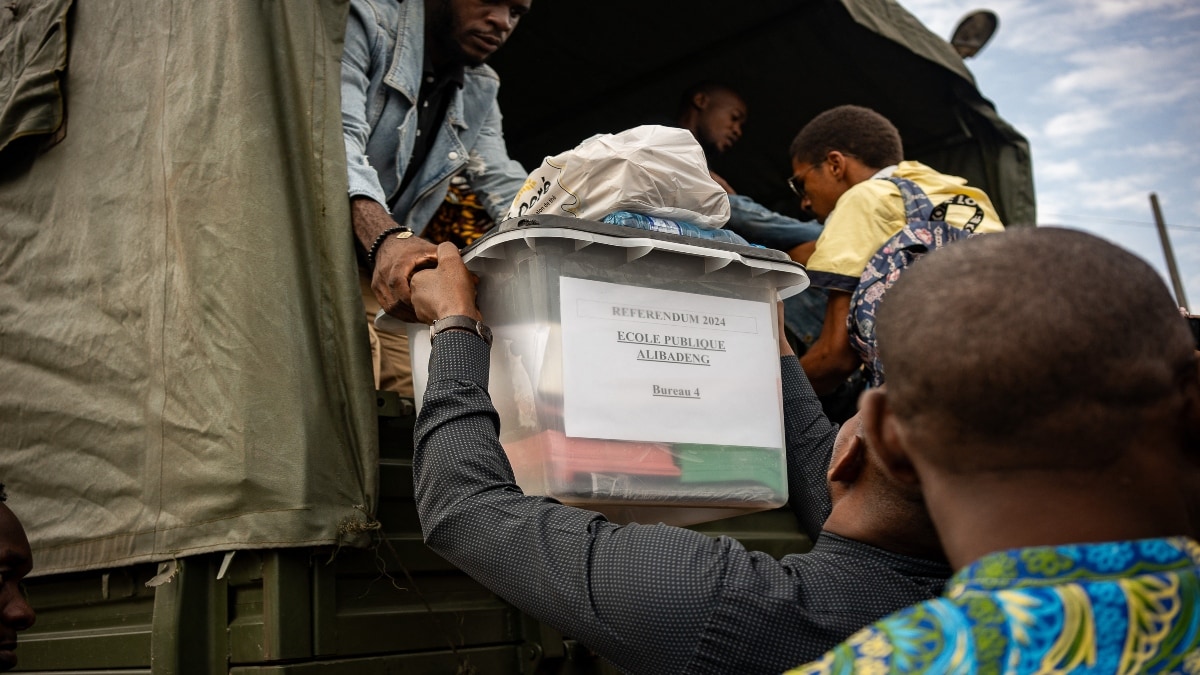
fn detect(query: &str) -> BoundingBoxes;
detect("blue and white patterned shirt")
[788,537,1200,674]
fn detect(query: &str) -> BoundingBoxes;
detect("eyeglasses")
[787,162,823,199]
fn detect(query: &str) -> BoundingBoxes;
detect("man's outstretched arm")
[340,4,436,321]
[408,244,730,673]
[777,301,840,540]
[798,290,861,395]
[781,356,838,539]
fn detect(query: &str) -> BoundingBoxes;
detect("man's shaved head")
[876,227,1196,473]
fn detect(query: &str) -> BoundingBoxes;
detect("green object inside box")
[674,444,785,494]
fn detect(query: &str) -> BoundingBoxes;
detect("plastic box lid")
[457,215,810,299]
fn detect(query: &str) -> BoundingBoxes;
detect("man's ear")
[828,432,866,484]
[860,388,921,486]
[692,91,710,112]
[826,150,848,179]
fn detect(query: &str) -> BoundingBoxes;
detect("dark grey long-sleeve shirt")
[412,332,950,674]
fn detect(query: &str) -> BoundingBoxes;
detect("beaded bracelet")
[366,225,414,268]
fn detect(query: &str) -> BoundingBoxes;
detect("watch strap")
[430,315,493,346]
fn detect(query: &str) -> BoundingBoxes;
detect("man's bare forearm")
[351,196,400,250]
[798,291,860,395]
[352,195,439,321]
[799,339,861,395]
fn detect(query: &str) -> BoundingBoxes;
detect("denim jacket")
[341,0,528,233]
[725,194,824,251]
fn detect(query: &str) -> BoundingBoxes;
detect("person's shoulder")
[349,0,389,26]
[895,161,980,198]
[783,597,966,674]
[465,63,502,85]
[845,172,901,201]
[895,161,1006,229]
[893,160,959,181]
[825,178,901,230]
[848,175,903,199]
[347,0,402,44]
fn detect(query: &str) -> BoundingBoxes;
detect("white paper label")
[560,277,782,447]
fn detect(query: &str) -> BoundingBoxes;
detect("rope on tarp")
[331,501,479,673]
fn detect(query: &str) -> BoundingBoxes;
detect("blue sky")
[903,0,1200,309]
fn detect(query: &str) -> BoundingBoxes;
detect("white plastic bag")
[505,125,731,228]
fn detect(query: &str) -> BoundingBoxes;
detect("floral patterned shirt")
[787,537,1200,674]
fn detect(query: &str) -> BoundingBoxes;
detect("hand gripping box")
[390,216,809,526]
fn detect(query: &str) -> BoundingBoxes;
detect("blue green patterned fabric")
[788,537,1200,674]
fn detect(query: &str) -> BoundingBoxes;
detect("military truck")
[0,1,1032,672]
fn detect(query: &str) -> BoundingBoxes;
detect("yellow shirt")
[805,161,1004,292]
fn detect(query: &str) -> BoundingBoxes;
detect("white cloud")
[1031,44,1198,147]
[1170,3,1200,21]
[1042,110,1111,146]
[1037,160,1084,181]
[1110,142,1191,160]
[1048,48,1138,95]
[1039,173,1161,221]
[1089,0,1194,21]
[1047,44,1199,109]
[997,6,1088,53]
[1077,176,1159,212]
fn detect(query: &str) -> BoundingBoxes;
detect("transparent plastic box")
[388,216,810,526]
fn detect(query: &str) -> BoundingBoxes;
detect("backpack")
[847,176,985,387]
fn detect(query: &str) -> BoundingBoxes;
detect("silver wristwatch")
[430,315,493,346]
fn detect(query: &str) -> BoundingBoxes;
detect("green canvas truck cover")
[0,0,378,575]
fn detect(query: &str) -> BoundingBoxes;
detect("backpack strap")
[882,176,934,224]
[882,176,986,232]
[849,177,983,388]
